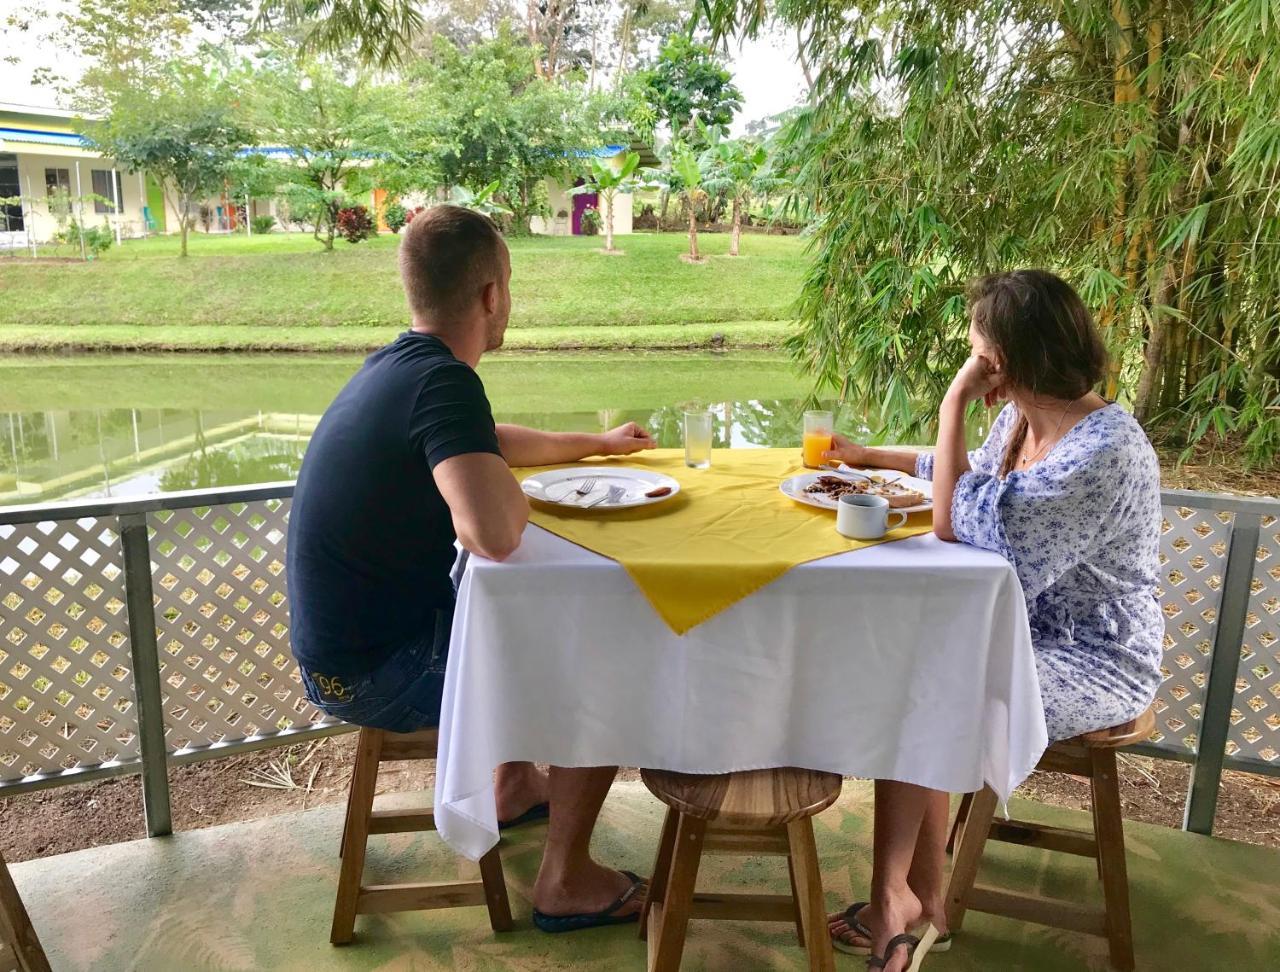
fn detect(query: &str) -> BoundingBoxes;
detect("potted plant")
[580,206,601,236]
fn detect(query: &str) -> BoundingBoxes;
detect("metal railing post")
[1182,512,1261,835]
[119,512,173,837]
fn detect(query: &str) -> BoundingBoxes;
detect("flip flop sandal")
[497,801,550,831]
[867,924,941,972]
[831,901,874,955]
[532,870,647,933]
[831,901,952,956]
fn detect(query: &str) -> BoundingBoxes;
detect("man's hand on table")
[597,422,655,457]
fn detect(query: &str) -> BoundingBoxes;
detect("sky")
[0,2,807,134]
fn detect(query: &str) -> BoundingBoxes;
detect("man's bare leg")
[494,761,549,822]
[531,765,643,917]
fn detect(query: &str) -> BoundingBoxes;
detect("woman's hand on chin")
[947,354,1006,407]
[823,433,868,468]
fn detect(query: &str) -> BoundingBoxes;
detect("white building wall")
[11,150,148,243]
[530,176,633,238]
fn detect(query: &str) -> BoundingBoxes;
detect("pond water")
[0,351,982,506]
[0,352,823,505]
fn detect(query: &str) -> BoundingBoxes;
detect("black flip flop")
[531,870,647,934]
[867,933,920,970]
[867,924,940,972]
[497,801,550,831]
[831,901,874,955]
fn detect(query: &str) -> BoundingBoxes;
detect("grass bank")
[0,231,805,351]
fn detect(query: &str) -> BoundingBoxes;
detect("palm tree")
[671,143,708,263]
[568,152,641,253]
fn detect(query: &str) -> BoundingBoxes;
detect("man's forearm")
[496,425,606,467]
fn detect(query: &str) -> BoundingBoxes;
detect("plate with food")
[779,468,933,514]
[521,466,681,510]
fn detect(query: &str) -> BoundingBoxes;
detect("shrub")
[56,221,113,258]
[580,206,601,236]
[384,201,408,233]
[402,205,426,228]
[251,214,276,235]
[198,204,213,232]
[336,205,375,243]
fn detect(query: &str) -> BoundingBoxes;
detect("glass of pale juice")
[684,409,714,469]
[802,410,834,468]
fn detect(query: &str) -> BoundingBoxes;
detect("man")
[287,205,653,929]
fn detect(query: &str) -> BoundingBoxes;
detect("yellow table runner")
[519,448,933,635]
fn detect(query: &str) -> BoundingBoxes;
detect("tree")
[402,31,637,234]
[670,142,707,263]
[83,59,250,257]
[255,0,424,68]
[246,54,394,251]
[638,34,742,140]
[569,151,641,252]
[700,129,767,256]
[702,0,1280,465]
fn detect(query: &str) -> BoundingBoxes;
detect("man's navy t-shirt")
[286,332,503,677]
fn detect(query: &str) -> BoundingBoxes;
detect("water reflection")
[1,400,852,505]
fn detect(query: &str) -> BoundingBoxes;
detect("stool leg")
[649,813,705,972]
[786,850,806,947]
[0,853,51,972]
[640,806,680,940]
[331,728,382,945]
[945,786,998,932]
[786,818,835,972]
[1091,749,1136,972]
[945,792,974,855]
[477,844,514,933]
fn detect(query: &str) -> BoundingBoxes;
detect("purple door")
[571,180,598,235]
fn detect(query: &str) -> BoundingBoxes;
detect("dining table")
[433,448,1047,861]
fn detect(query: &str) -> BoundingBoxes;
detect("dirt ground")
[2,450,1276,865]
[1,734,1277,865]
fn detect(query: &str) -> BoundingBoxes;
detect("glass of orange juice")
[802,410,834,468]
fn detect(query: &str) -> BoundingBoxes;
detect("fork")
[555,476,597,503]
[585,485,624,508]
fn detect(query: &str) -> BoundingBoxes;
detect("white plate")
[779,467,934,515]
[521,466,681,511]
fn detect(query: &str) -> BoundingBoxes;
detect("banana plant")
[447,180,512,221]
[670,142,708,262]
[568,151,641,253]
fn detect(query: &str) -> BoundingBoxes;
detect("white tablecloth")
[435,525,1046,861]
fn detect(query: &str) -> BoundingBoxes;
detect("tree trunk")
[659,190,670,228]
[688,205,699,261]
[730,196,742,256]
[604,189,615,252]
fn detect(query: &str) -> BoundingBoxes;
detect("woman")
[823,270,1164,972]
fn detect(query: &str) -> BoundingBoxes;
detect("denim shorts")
[298,601,452,733]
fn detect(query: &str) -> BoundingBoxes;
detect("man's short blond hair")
[398,205,505,319]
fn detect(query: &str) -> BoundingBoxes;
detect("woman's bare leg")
[828,782,950,970]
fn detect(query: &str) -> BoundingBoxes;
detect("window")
[0,153,22,232]
[91,169,124,214]
[44,168,70,195]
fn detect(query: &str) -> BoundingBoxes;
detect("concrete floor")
[10,781,1280,971]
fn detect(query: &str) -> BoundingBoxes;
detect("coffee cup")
[836,492,908,540]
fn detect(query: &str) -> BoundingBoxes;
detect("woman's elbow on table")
[933,521,959,543]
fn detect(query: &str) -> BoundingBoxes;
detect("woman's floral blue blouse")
[917,403,1164,740]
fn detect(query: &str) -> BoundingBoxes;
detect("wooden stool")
[639,766,841,972]
[331,726,512,944]
[945,707,1155,972]
[0,850,50,972]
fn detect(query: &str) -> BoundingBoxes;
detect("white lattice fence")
[1149,505,1233,755]
[0,518,138,782]
[148,498,333,753]
[1229,513,1280,765]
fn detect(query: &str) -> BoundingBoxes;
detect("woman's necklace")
[1019,399,1080,467]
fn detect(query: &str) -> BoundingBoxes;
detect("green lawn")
[0,230,806,351]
